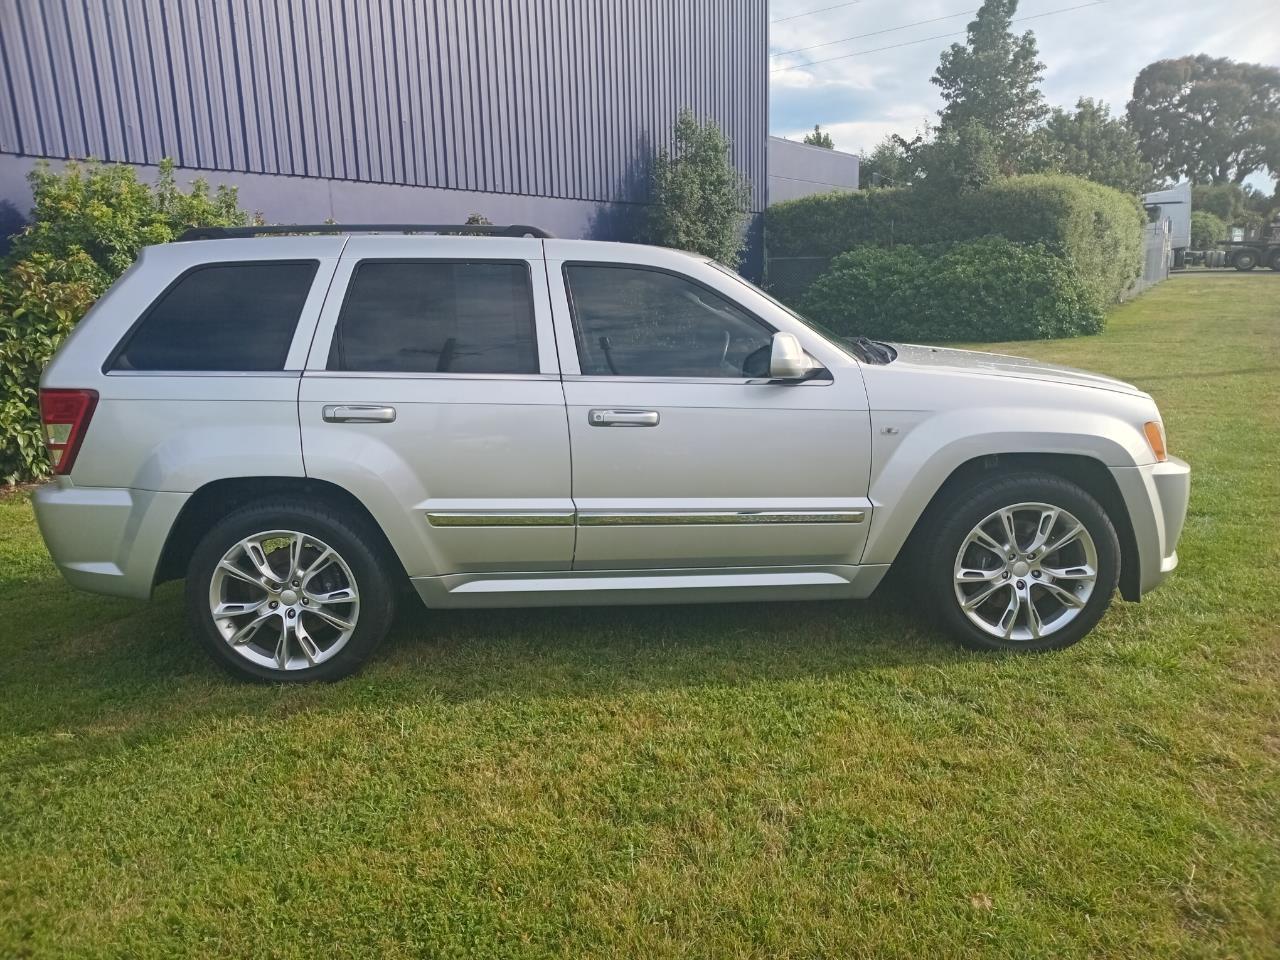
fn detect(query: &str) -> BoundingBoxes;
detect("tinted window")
[564,265,773,378]
[329,261,538,374]
[113,261,317,371]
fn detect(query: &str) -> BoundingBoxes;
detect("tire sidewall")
[924,474,1121,653]
[185,501,396,682]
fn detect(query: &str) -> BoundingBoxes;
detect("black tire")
[917,472,1121,653]
[1233,250,1258,271]
[185,498,397,682]
[1269,250,1280,272]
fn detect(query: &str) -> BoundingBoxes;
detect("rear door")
[299,236,573,579]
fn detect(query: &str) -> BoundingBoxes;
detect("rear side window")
[328,260,538,374]
[112,261,318,371]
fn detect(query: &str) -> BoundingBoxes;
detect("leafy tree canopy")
[803,125,835,149]
[859,134,917,189]
[1127,55,1280,185]
[932,0,1047,167]
[1028,98,1151,194]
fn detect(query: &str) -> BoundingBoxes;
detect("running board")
[411,565,890,609]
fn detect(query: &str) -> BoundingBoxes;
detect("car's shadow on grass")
[1,571,975,745]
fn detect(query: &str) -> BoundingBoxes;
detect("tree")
[1192,183,1268,237]
[931,0,1047,168]
[917,121,1000,194]
[859,134,917,189]
[1127,55,1280,185]
[1028,98,1150,194]
[1189,211,1227,250]
[803,125,834,149]
[648,110,752,266]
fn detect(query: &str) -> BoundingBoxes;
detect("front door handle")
[588,408,660,427]
[322,404,397,423]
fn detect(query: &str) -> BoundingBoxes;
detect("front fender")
[860,405,1154,565]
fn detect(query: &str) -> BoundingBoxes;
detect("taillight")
[39,389,98,475]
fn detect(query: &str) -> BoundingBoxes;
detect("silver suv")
[34,224,1190,682]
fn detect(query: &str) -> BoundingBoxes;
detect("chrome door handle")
[588,408,660,427]
[322,404,397,423]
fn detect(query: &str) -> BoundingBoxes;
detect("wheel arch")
[155,476,409,588]
[888,453,1142,602]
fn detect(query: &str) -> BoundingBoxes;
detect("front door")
[546,251,873,572]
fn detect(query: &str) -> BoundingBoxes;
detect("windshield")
[707,261,860,362]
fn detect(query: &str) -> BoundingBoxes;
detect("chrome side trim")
[577,510,865,526]
[426,511,576,527]
[411,564,893,609]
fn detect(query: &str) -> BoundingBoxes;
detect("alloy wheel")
[208,530,360,671]
[952,502,1098,642]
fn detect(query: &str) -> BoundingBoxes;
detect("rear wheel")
[185,499,396,682]
[918,473,1121,652]
[1269,250,1280,271]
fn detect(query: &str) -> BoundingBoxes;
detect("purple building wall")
[0,0,768,272]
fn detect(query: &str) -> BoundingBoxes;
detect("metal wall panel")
[0,0,768,212]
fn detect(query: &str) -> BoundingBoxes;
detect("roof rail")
[177,223,554,242]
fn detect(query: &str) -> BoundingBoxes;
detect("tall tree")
[1127,55,1280,185]
[803,125,835,149]
[931,0,1047,167]
[1029,98,1150,194]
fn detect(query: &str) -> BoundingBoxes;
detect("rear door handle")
[322,404,397,423]
[588,408,660,427]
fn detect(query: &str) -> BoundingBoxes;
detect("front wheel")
[185,499,397,682]
[919,473,1121,652]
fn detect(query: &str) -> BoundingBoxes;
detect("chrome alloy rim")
[952,502,1098,642]
[209,530,360,671]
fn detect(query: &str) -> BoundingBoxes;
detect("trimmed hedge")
[798,237,1105,343]
[767,174,1145,310]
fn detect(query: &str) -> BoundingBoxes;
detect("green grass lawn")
[2,274,1277,958]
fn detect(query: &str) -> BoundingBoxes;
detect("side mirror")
[769,332,816,380]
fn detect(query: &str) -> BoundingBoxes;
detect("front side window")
[112,261,318,371]
[564,264,774,378]
[329,260,538,374]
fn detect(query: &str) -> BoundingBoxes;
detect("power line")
[771,8,975,58]
[771,0,1106,72]
[771,0,865,25]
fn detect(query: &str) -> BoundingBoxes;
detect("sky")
[768,0,1280,190]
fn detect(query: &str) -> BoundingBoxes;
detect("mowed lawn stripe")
[1,274,1277,958]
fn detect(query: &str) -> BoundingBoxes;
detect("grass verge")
[1,274,1277,958]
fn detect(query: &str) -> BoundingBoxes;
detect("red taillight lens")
[39,389,98,475]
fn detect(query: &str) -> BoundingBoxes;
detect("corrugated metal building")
[0,0,769,270]
[767,136,860,205]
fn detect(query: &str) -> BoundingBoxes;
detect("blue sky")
[768,0,1280,190]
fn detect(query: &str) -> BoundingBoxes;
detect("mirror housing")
[769,332,816,380]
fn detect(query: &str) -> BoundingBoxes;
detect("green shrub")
[767,173,1144,310]
[964,176,1144,311]
[799,237,1104,343]
[648,110,752,266]
[1190,211,1228,250]
[0,159,249,482]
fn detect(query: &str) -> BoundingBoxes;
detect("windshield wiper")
[847,336,896,365]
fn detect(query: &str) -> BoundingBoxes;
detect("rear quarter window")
[110,261,318,371]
